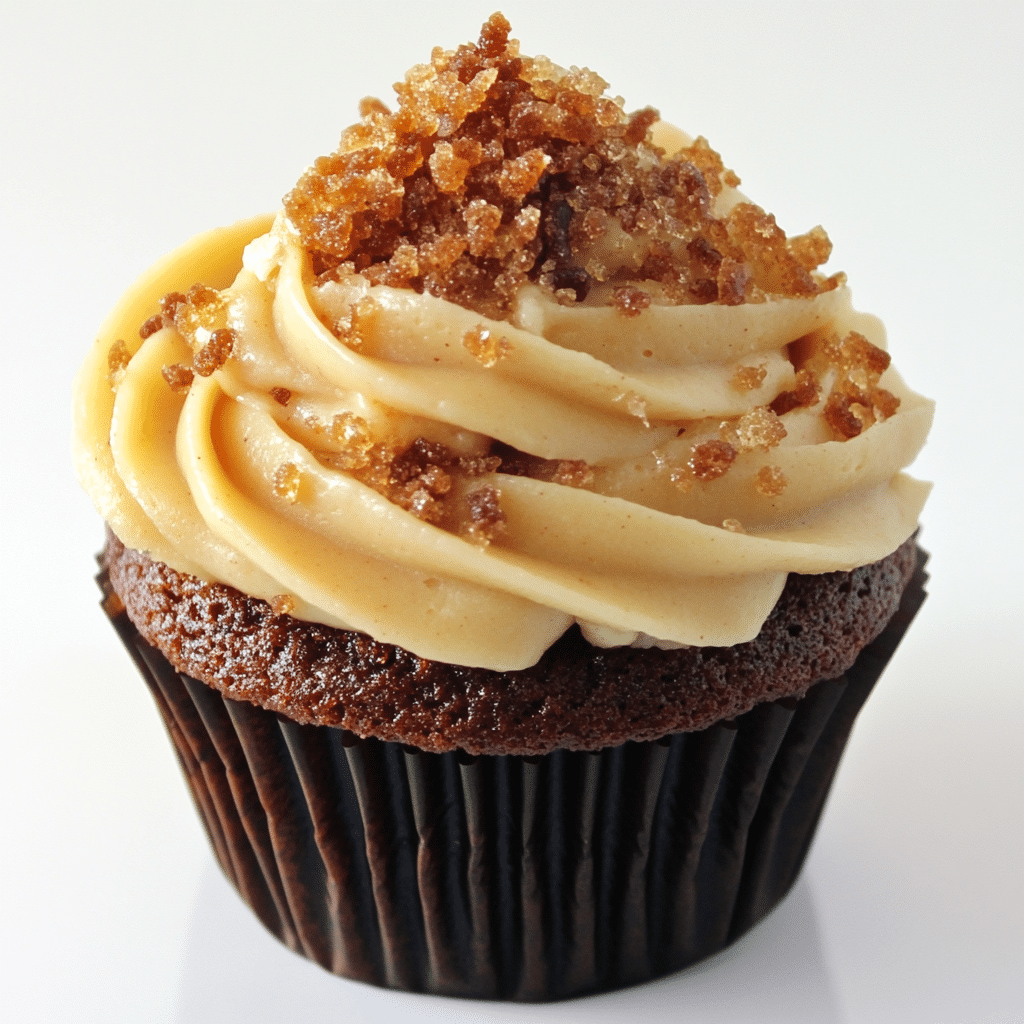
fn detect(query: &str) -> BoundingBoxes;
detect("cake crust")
[104,530,917,756]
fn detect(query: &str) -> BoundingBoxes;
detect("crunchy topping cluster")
[283,13,841,319]
[773,328,899,439]
[313,424,506,543]
[116,287,241,399]
[668,326,899,506]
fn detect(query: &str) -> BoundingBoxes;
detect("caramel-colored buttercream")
[73,18,932,671]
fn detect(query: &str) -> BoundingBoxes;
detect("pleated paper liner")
[98,546,927,1002]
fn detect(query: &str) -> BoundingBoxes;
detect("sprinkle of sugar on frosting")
[273,463,302,502]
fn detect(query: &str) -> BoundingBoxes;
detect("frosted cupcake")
[75,14,932,1000]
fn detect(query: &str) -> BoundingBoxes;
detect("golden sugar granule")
[841,331,891,378]
[359,96,391,118]
[458,454,502,477]
[159,291,187,323]
[302,411,325,434]
[551,460,594,488]
[174,284,225,348]
[788,225,832,270]
[614,390,650,426]
[722,518,746,533]
[755,465,788,497]
[139,314,164,340]
[873,388,901,418]
[463,323,511,367]
[689,440,737,481]
[193,328,237,377]
[269,594,295,616]
[497,149,549,201]
[399,486,441,522]
[727,406,787,453]
[823,392,869,439]
[731,363,768,392]
[610,285,652,318]
[771,368,820,416]
[464,199,503,257]
[330,412,374,469]
[669,466,694,493]
[270,387,292,406]
[461,484,507,546]
[429,142,474,194]
[161,363,194,394]
[716,258,751,306]
[107,339,131,391]
[725,204,819,298]
[417,463,453,496]
[272,462,302,503]
[355,440,398,494]
[334,295,378,350]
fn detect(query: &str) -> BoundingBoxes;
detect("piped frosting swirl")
[73,16,932,671]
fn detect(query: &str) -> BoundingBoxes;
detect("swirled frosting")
[74,209,931,670]
[74,17,931,670]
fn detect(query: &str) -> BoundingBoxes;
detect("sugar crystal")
[161,363,194,394]
[139,314,164,340]
[724,406,787,453]
[272,463,302,503]
[107,339,131,391]
[731,363,768,392]
[463,323,511,367]
[329,412,374,469]
[461,484,507,546]
[755,465,788,497]
[689,440,737,481]
[281,16,840,320]
[193,328,236,377]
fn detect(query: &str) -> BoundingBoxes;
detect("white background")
[2,1,1021,1021]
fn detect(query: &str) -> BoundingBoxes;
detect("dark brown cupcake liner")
[98,546,927,1002]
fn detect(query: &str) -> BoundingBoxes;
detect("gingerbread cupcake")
[75,14,932,1000]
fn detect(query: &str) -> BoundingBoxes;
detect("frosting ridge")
[74,214,932,669]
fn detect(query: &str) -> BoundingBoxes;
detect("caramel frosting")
[74,210,931,670]
[74,16,932,670]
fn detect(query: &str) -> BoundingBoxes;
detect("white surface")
[2,1,1021,1021]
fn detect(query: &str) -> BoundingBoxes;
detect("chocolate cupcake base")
[99,548,926,1001]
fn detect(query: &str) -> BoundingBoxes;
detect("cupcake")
[74,13,932,1001]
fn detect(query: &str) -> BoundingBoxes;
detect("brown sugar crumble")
[731,363,768,392]
[193,327,237,377]
[462,322,512,366]
[270,387,292,406]
[461,483,507,545]
[272,462,302,503]
[283,13,841,320]
[139,314,164,340]
[755,465,788,497]
[688,439,737,481]
[161,363,194,394]
[722,405,787,453]
[787,328,900,440]
[269,594,296,616]
[107,339,131,391]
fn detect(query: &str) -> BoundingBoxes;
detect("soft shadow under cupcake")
[175,864,843,1023]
